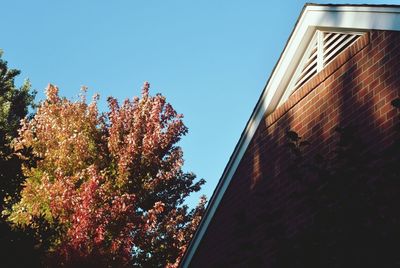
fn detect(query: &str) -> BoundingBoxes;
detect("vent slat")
[308,49,318,63]
[324,34,360,64]
[324,34,347,52]
[324,34,350,60]
[300,54,317,78]
[323,33,343,50]
[288,30,362,97]
[295,65,317,89]
[302,49,318,70]
[323,32,335,44]
[294,38,318,88]
[310,46,318,57]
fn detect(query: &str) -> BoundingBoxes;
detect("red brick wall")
[189,30,400,267]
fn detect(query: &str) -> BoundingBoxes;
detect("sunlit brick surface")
[189,30,400,267]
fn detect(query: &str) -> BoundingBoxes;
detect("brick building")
[182,4,400,267]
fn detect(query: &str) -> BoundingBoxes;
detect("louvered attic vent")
[285,30,363,97]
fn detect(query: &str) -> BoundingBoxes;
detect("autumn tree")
[0,50,39,267]
[5,82,206,267]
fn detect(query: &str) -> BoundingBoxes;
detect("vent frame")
[278,29,365,106]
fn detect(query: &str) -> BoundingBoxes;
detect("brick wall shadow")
[269,31,400,268]
[225,112,295,267]
[190,30,400,268]
[248,31,400,267]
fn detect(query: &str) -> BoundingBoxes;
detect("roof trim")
[181,4,400,267]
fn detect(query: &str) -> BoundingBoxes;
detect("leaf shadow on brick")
[272,30,400,268]
[275,98,400,268]
[222,31,400,268]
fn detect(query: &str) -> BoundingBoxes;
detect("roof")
[181,4,400,267]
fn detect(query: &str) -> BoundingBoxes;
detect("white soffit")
[181,5,400,267]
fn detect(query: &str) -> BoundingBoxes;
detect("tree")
[0,50,39,267]
[4,82,206,267]
[0,49,36,202]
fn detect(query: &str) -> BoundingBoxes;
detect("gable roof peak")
[181,4,400,267]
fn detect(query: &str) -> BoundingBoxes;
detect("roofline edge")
[180,4,400,267]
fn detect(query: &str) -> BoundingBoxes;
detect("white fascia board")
[181,5,400,267]
[305,5,400,31]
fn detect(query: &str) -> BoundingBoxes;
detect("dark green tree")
[0,50,39,267]
[0,50,36,201]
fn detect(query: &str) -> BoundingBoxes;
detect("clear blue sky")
[2,0,398,206]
